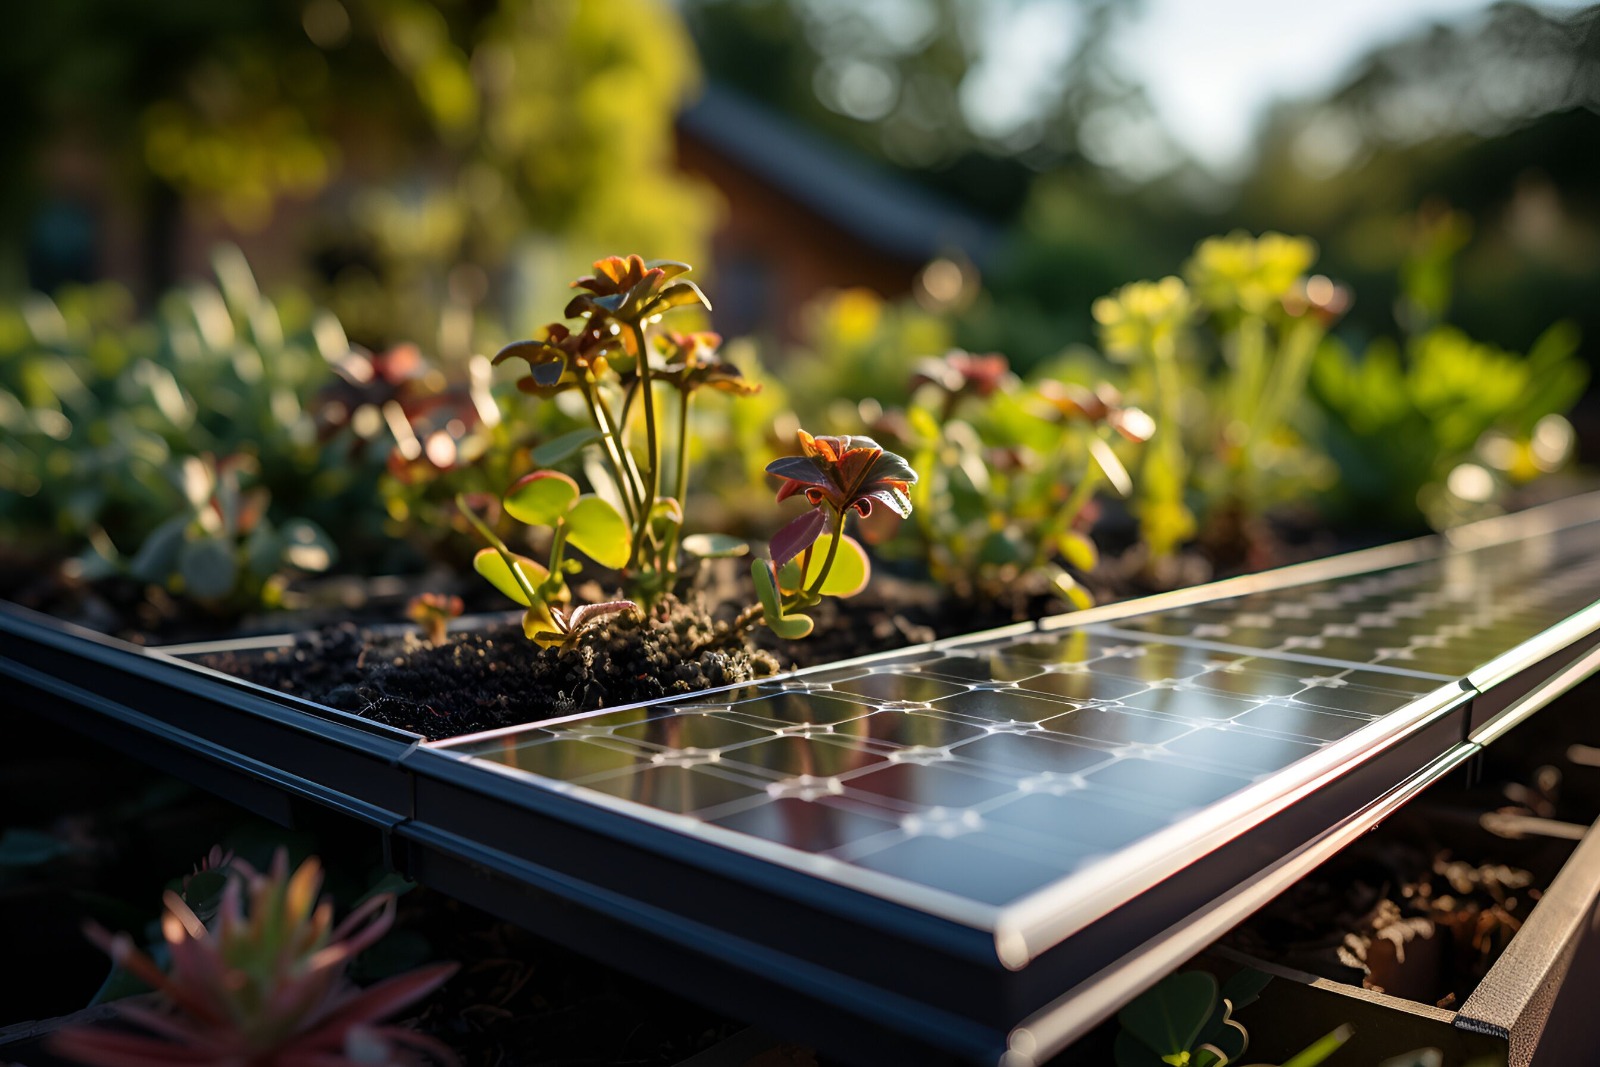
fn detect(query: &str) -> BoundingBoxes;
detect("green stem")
[664,385,692,575]
[802,507,846,599]
[1254,319,1321,452]
[1153,348,1187,488]
[579,377,639,525]
[456,494,540,607]
[598,382,648,505]
[1031,459,1103,571]
[628,322,662,569]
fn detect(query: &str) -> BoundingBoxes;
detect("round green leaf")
[682,533,749,559]
[473,547,550,607]
[128,514,191,583]
[179,537,237,600]
[813,534,870,597]
[1117,971,1218,1060]
[565,494,630,569]
[775,534,870,598]
[504,470,580,526]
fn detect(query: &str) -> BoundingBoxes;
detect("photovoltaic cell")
[442,512,1600,947]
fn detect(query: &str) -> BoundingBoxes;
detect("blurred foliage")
[1091,233,1345,569]
[895,361,1152,609]
[0,248,385,583]
[1310,209,1586,530]
[5,0,716,356]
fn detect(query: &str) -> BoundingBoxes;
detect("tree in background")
[3,0,716,355]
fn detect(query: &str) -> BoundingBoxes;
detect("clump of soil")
[202,596,782,740]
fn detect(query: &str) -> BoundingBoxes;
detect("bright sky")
[1114,0,1588,172]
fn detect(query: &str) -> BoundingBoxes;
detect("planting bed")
[4,492,1600,1065]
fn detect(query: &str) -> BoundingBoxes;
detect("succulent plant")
[52,849,457,1067]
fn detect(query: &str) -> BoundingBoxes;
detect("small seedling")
[407,592,464,644]
[751,430,916,638]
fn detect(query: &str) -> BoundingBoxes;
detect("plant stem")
[1031,458,1103,571]
[628,322,662,569]
[599,381,648,505]
[803,507,846,599]
[456,494,541,607]
[1253,319,1322,457]
[664,385,693,574]
[579,378,639,525]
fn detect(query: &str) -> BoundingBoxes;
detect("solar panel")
[8,496,1599,1065]
[420,505,1600,1062]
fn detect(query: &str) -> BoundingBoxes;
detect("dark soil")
[200,596,785,740]
[395,890,760,1067]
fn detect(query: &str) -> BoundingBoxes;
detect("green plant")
[481,254,873,651]
[0,247,391,606]
[106,453,338,611]
[1115,969,1351,1067]
[1093,233,1347,566]
[52,848,456,1067]
[880,348,1151,611]
[1310,208,1585,531]
[750,430,917,638]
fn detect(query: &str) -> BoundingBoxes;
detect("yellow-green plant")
[1094,232,1347,564]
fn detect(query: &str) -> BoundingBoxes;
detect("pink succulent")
[52,849,457,1067]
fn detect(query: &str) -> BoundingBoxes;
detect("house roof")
[678,85,1003,269]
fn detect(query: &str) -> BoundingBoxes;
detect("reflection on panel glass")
[448,517,1600,911]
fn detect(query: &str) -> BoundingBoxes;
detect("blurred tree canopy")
[683,0,1179,221]
[3,0,717,350]
[953,2,1600,375]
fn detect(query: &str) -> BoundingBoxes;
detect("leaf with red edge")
[504,471,579,526]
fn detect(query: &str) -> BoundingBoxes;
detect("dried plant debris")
[202,597,779,740]
[1228,840,1542,1007]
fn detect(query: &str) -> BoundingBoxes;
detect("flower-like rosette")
[766,432,917,520]
[493,321,615,397]
[658,331,762,396]
[563,254,709,326]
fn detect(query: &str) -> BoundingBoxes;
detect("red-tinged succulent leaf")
[572,254,653,296]
[491,337,562,368]
[290,963,459,1051]
[59,849,459,1067]
[858,485,913,518]
[770,508,829,568]
[50,1027,220,1067]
